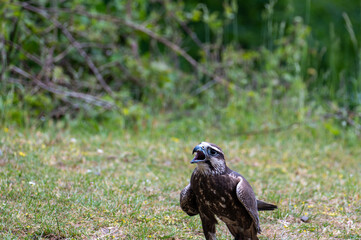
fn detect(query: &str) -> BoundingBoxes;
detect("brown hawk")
[180,142,277,240]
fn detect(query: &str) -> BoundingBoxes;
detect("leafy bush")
[0,0,359,135]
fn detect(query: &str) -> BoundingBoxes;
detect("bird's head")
[191,142,226,174]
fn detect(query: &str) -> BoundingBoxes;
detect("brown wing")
[180,184,198,216]
[235,176,261,233]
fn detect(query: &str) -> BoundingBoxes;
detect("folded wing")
[236,176,261,233]
[180,184,198,216]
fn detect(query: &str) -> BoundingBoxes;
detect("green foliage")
[0,0,360,135]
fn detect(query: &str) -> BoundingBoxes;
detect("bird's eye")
[208,148,217,155]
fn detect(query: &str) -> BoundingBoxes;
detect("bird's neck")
[195,163,227,176]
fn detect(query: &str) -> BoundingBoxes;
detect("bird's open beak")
[191,145,207,164]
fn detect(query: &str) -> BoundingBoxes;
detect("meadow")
[1,124,360,239]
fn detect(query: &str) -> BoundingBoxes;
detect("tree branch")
[10,66,116,110]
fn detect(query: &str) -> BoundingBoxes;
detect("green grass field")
[0,125,360,239]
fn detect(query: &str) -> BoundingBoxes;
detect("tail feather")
[257,199,277,211]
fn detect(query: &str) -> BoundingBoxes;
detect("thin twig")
[6,16,20,63]
[10,66,116,109]
[0,36,7,81]
[53,43,115,63]
[2,39,42,65]
[45,46,54,82]
[166,8,204,50]
[116,62,144,87]
[194,80,217,95]
[53,47,71,63]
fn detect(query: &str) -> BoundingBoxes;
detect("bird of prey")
[180,142,277,240]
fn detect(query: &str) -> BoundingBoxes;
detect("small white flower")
[28,181,36,185]
[97,149,104,154]
[70,138,77,143]
[87,169,92,173]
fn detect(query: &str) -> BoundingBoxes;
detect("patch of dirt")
[91,227,126,239]
[42,234,66,240]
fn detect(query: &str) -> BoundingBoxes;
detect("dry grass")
[0,125,360,239]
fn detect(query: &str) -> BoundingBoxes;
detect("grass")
[0,124,360,239]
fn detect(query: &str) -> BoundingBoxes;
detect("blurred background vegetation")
[0,0,360,139]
